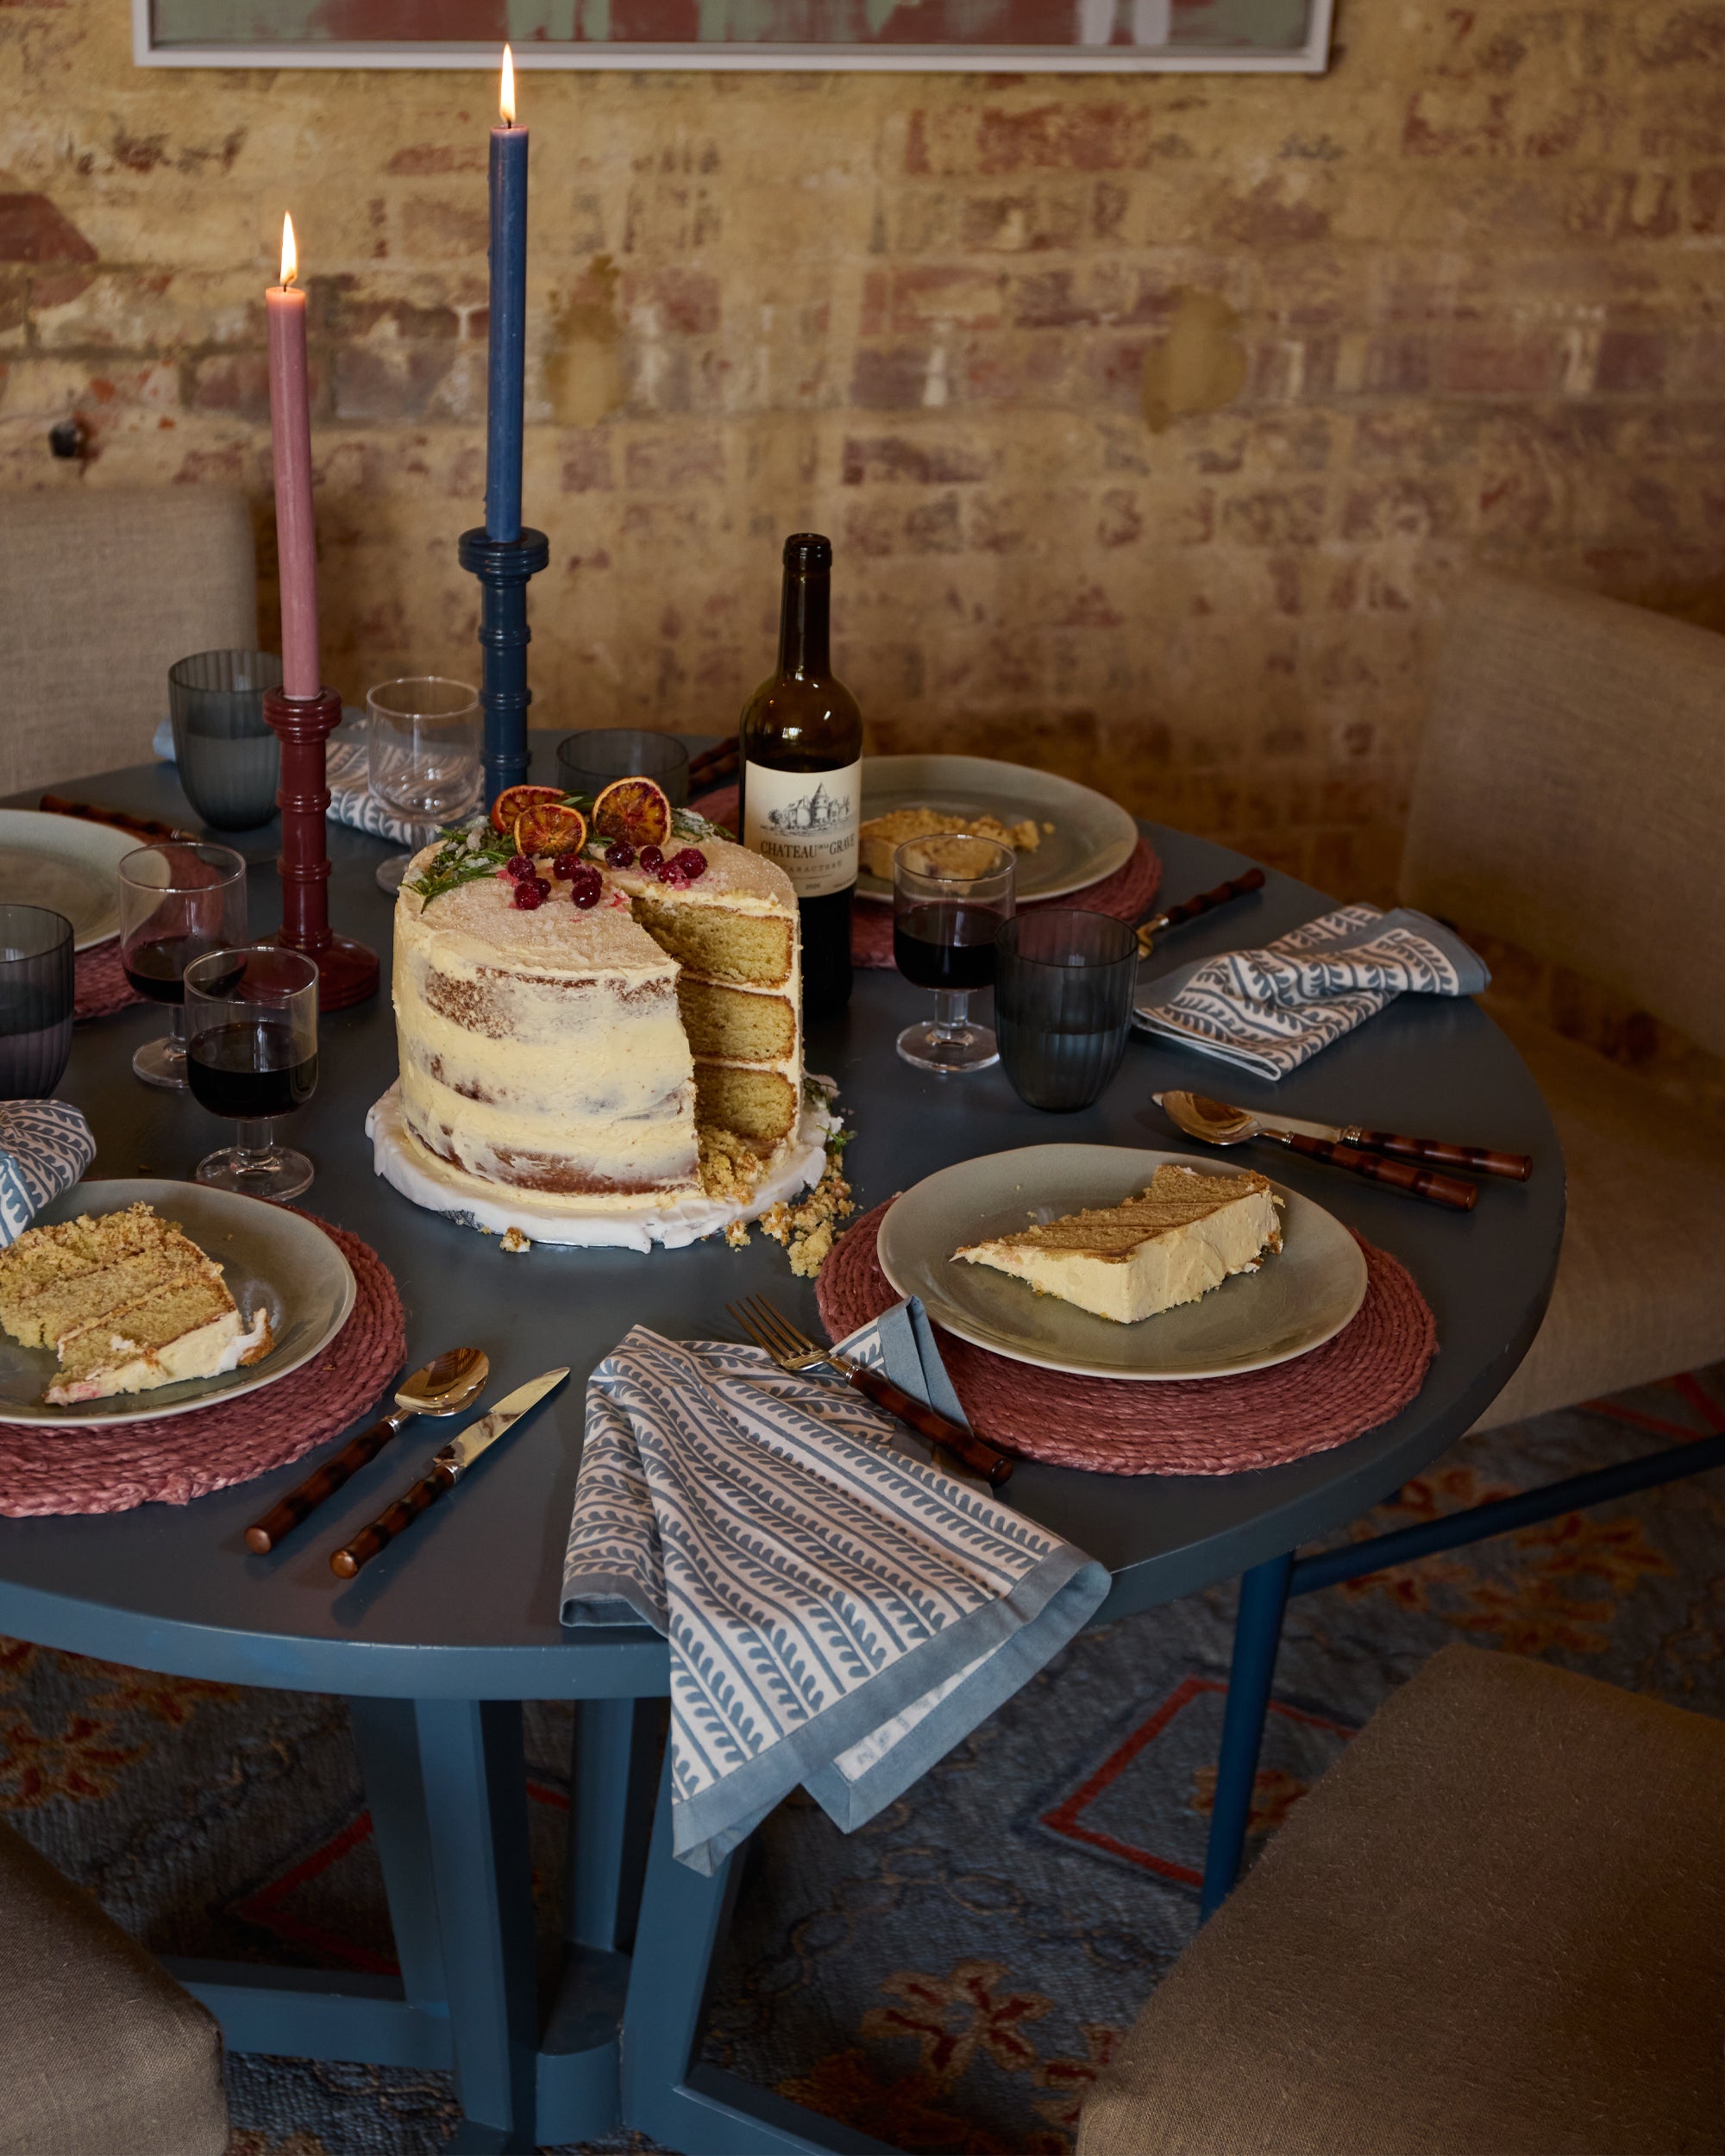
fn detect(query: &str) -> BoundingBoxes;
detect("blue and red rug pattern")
[3,1368,1722,2155]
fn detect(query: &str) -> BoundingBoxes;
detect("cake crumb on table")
[499,1225,531,1254]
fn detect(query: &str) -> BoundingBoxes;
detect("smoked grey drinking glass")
[0,906,74,1099]
[556,728,690,807]
[994,910,1140,1112]
[169,649,285,830]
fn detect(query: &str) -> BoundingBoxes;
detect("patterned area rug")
[3,1367,1722,2156]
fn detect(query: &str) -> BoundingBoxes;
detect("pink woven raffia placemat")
[815,1200,1437,1476]
[0,1218,405,1516]
[75,940,143,1021]
[693,785,1162,968]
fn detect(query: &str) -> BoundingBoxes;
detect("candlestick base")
[459,525,550,809]
[263,683,380,1011]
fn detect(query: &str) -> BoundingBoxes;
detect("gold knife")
[329,1367,569,1579]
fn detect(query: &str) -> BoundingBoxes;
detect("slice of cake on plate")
[0,1202,273,1405]
[954,1164,1282,1326]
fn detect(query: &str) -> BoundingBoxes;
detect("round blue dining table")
[0,740,1562,2155]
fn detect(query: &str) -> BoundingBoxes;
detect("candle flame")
[500,43,516,125]
[279,211,298,287]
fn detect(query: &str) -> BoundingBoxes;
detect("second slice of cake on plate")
[954,1164,1283,1326]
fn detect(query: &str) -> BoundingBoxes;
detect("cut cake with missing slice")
[954,1164,1283,1326]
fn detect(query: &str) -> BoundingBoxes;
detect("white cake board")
[366,1081,836,1251]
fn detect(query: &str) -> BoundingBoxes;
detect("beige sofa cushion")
[1472,1006,1725,1429]
[0,486,257,796]
[0,1812,228,2154]
[1079,1645,1725,2156]
[1402,573,1725,1059]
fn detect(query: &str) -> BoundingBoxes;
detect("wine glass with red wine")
[184,947,318,1201]
[119,843,248,1091]
[892,834,1016,1074]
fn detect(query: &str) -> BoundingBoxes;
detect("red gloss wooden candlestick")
[264,684,380,1011]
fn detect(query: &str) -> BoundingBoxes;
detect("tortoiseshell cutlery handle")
[245,1412,403,1554]
[846,1366,1013,1488]
[40,793,193,843]
[1283,1132,1478,1212]
[329,1461,458,1579]
[1159,866,1265,931]
[1351,1130,1532,1182]
[687,735,740,789]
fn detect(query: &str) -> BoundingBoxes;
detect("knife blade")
[329,1367,569,1580]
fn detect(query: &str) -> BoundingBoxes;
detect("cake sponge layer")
[955,1165,1282,1326]
[677,977,797,1063]
[694,1064,799,1146]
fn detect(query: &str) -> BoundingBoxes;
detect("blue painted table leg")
[1200,1550,1294,1921]
[568,1696,662,1955]
[349,1697,448,2016]
[413,1699,539,2150]
[620,1752,899,2156]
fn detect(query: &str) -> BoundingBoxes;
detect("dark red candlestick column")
[264,684,379,1011]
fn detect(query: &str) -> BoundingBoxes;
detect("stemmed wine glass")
[119,843,248,1091]
[367,677,482,894]
[184,947,319,1201]
[892,834,1017,1074]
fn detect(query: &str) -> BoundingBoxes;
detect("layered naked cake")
[392,837,802,1213]
[0,1201,272,1404]
[955,1165,1282,1325]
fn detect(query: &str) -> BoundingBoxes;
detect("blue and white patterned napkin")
[1133,904,1490,1081]
[154,716,434,848]
[561,1313,1107,1876]
[0,1103,96,1248]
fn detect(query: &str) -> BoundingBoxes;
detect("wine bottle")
[738,533,863,1018]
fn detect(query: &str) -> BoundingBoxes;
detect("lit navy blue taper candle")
[465,42,547,810]
[484,43,527,543]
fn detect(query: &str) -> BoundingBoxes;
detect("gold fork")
[728,1294,1013,1487]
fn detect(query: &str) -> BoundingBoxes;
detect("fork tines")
[727,1295,825,1368]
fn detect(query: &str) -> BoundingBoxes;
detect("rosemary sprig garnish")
[403,793,735,907]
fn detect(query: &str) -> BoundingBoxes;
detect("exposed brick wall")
[3,0,1723,907]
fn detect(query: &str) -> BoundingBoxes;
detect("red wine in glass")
[186,1021,318,1121]
[894,901,1002,992]
[122,934,232,1006]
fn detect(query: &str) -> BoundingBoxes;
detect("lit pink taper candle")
[266,212,320,700]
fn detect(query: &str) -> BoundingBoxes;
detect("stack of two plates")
[875,1146,1368,1382]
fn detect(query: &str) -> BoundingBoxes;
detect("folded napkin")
[1133,903,1490,1081]
[0,1103,96,1248]
[561,1311,1107,1875]
[153,718,435,849]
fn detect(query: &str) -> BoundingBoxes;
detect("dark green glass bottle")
[737,534,863,1019]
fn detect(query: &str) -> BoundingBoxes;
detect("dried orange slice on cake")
[513,802,587,859]
[590,777,673,853]
[490,783,566,837]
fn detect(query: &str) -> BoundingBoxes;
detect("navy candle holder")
[460,525,550,811]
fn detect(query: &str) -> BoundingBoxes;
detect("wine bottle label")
[742,758,860,899]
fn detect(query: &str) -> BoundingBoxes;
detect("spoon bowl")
[1159,1091,1260,1145]
[396,1345,489,1418]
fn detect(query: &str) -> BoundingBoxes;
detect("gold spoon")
[244,1346,490,1553]
[1157,1091,1479,1212]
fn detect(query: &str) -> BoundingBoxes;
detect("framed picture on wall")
[135,0,1333,72]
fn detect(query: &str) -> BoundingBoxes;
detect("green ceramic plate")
[0,1179,356,1426]
[0,810,139,952]
[856,755,1138,904]
[876,1144,1369,1382]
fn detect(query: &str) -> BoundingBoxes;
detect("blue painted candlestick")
[460,525,549,809]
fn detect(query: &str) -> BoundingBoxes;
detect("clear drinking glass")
[0,906,74,1099]
[892,834,1016,1074]
[994,910,1140,1112]
[119,843,248,1091]
[555,728,690,807]
[184,947,318,1201]
[168,649,285,831]
[367,678,483,894]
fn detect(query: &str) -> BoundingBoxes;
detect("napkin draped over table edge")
[561,1308,1107,1875]
[1133,903,1490,1081]
[0,1103,96,1248]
